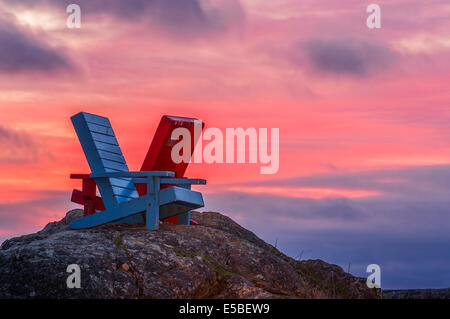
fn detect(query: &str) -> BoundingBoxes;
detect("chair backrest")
[141,115,204,177]
[137,115,204,196]
[71,112,139,209]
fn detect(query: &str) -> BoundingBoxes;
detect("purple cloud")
[0,190,71,240]
[301,38,395,76]
[5,0,245,37]
[0,125,53,164]
[242,164,450,199]
[0,15,73,73]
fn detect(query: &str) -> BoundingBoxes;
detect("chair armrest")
[90,171,175,179]
[70,174,91,179]
[159,178,206,185]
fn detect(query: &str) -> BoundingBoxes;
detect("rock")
[0,210,381,299]
[383,288,450,299]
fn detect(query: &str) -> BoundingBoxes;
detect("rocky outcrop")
[383,288,450,299]
[0,210,381,299]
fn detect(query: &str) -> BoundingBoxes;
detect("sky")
[0,0,449,289]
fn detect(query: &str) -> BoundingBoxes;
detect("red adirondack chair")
[70,115,204,225]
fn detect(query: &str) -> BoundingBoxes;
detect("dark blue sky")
[204,165,450,289]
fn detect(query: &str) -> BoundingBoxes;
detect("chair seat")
[159,186,204,219]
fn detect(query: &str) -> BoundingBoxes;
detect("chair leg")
[85,199,94,216]
[177,211,191,225]
[145,177,160,230]
[146,199,159,230]
[177,184,191,225]
[82,177,97,216]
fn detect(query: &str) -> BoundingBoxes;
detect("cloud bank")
[301,38,395,76]
[0,14,72,73]
[6,0,245,37]
[203,165,450,289]
[0,125,53,164]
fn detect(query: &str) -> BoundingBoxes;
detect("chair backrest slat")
[85,122,113,135]
[94,142,123,155]
[91,132,119,146]
[71,112,139,208]
[101,158,129,172]
[97,150,127,164]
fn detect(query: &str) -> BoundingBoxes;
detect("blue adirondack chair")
[69,112,206,230]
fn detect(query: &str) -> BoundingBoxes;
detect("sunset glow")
[1,0,450,288]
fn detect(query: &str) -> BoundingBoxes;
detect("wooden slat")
[82,113,110,126]
[112,186,139,198]
[110,177,135,190]
[98,150,126,164]
[104,167,124,173]
[86,122,114,136]
[91,132,119,146]
[159,186,204,207]
[94,140,123,155]
[91,171,175,178]
[70,174,91,179]
[115,194,138,203]
[160,178,206,184]
[102,159,129,172]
